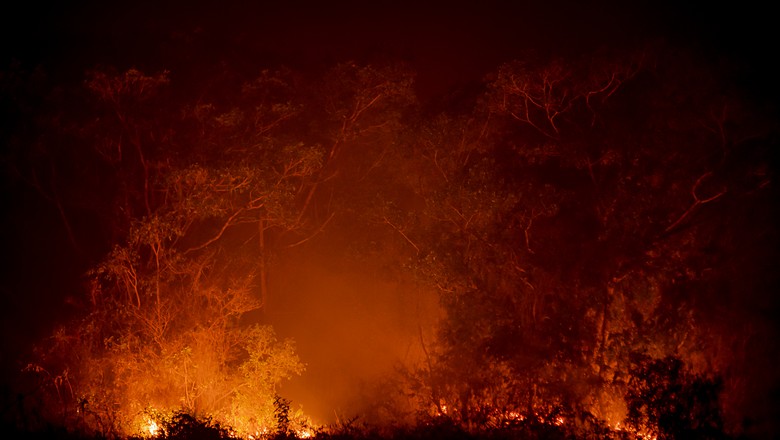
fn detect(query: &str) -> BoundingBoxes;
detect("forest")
[1,4,779,439]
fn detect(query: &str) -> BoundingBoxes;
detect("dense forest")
[2,4,779,440]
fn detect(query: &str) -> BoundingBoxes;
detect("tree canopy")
[5,41,778,439]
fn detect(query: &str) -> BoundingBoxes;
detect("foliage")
[368,44,776,438]
[25,66,317,438]
[153,411,233,440]
[15,41,777,439]
[626,355,724,440]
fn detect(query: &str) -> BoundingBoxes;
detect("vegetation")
[2,38,777,439]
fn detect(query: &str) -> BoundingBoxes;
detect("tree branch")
[663,172,726,234]
[184,208,245,254]
[383,216,420,254]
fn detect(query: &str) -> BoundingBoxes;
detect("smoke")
[263,249,440,425]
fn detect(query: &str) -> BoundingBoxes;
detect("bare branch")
[383,216,420,254]
[664,172,726,234]
[285,211,336,248]
[185,208,245,254]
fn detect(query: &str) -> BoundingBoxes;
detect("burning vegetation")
[2,37,778,440]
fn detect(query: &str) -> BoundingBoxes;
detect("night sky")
[2,0,779,434]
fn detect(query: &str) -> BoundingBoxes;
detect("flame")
[611,421,657,440]
[146,419,159,437]
[247,427,312,439]
[295,428,313,438]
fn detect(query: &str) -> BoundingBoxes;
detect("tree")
[26,67,315,438]
[294,61,416,228]
[19,45,778,438]
[626,355,724,439]
[379,43,777,437]
[30,170,306,437]
[26,61,417,438]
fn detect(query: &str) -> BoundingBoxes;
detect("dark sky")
[2,0,778,425]
[3,1,772,93]
[4,0,778,104]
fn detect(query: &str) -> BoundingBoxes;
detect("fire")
[247,427,312,439]
[248,429,267,440]
[295,428,313,438]
[146,419,159,437]
[611,421,657,440]
[247,429,266,440]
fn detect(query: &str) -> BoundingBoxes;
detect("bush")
[626,355,725,439]
[155,411,232,440]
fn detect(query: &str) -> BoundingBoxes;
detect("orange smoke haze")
[265,250,440,424]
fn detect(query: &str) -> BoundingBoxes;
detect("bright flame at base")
[147,419,159,437]
[296,429,313,438]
